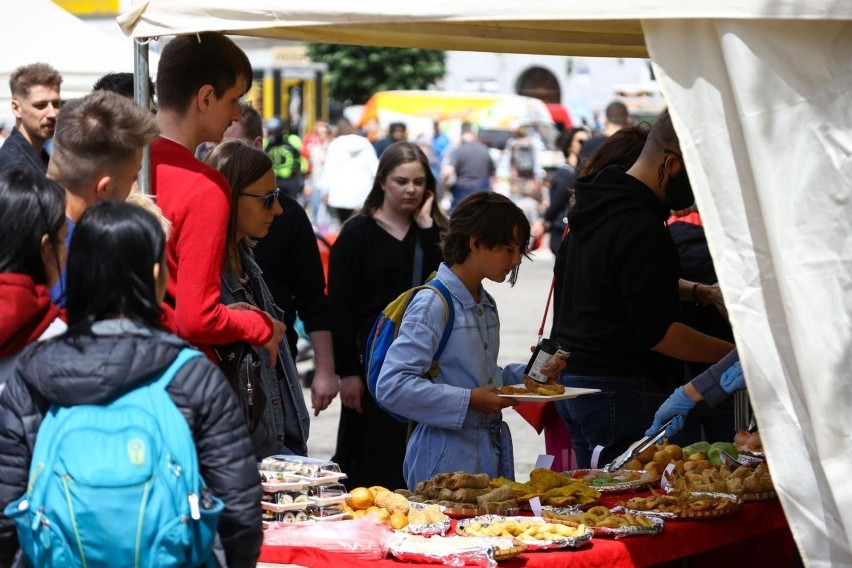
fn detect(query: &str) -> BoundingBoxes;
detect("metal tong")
[603,419,673,473]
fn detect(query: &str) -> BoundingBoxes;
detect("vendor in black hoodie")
[550,111,734,469]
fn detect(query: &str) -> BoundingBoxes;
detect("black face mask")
[666,168,695,211]
[659,151,695,211]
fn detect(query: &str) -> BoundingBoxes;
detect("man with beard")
[550,110,735,469]
[0,63,62,176]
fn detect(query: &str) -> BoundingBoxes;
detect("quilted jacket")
[0,319,262,568]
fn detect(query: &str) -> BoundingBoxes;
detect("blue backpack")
[365,280,454,423]
[5,348,224,568]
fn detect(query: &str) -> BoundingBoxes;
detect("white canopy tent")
[119,3,852,565]
[0,1,156,123]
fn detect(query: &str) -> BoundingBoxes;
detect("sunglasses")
[240,188,280,210]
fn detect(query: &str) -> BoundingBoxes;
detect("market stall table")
[259,498,796,567]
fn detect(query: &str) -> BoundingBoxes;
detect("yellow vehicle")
[359,90,564,168]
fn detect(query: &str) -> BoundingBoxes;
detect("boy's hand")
[469,386,515,414]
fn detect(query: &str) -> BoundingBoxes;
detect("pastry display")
[456,515,592,550]
[490,468,600,508]
[618,491,742,519]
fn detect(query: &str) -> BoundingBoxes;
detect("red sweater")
[0,274,63,357]
[151,137,272,355]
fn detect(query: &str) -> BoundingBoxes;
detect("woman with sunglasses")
[206,139,310,459]
[0,168,67,389]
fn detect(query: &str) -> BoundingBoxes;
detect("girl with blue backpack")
[374,191,531,490]
[0,201,262,568]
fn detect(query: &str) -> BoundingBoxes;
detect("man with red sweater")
[152,32,285,363]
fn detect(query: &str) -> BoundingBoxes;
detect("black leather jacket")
[0,319,263,568]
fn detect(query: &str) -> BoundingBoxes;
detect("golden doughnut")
[587,506,611,519]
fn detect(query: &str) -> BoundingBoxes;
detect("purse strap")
[538,225,570,341]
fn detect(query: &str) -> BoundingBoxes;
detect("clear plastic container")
[261,455,347,484]
[308,504,350,521]
[262,490,311,506]
[308,483,349,506]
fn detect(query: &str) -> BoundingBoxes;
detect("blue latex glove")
[719,362,745,394]
[645,386,697,437]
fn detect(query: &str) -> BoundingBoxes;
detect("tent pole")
[134,40,152,195]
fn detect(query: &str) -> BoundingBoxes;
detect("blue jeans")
[554,374,669,469]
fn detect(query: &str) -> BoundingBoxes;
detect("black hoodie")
[552,166,681,381]
[0,319,262,568]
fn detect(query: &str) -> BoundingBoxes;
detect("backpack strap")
[152,347,204,391]
[425,279,454,361]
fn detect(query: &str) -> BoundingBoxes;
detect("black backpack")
[512,143,535,178]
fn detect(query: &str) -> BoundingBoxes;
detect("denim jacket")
[221,247,310,458]
[376,263,523,490]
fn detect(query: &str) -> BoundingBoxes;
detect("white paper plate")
[499,388,601,402]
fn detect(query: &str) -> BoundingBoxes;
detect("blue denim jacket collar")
[436,263,495,310]
[221,246,264,296]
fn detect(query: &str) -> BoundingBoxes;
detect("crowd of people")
[0,33,745,568]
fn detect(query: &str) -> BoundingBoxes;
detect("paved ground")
[300,243,557,483]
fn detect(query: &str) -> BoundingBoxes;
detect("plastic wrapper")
[263,518,390,559]
[388,533,527,567]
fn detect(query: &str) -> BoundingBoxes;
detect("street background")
[300,245,557,484]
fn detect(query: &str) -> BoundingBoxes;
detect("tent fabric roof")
[118,3,852,565]
[118,1,852,57]
[0,1,153,117]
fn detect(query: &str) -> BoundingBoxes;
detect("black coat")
[0,320,262,568]
[0,128,49,177]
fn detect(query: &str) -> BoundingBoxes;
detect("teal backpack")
[365,279,455,423]
[4,348,224,568]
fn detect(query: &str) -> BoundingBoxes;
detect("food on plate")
[375,490,410,515]
[475,485,516,507]
[524,376,566,395]
[407,504,446,526]
[543,507,657,528]
[499,380,566,397]
[450,488,490,502]
[409,473,518,513]
[619,491,740,516]
[668,462,774,496]
[529,468,571,492]
[459,518,587,540]
[390,512,409,529]
[347,487,374,510]
[734,430,763,452]
[491,471,600,508]
[447,472,490,490]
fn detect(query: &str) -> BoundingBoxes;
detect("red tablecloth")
[259,499,796,567]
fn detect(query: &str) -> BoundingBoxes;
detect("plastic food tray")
[261,501,309,513]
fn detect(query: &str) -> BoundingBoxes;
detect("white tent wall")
[646,20,852,566]
[0,1,154,123]
[119,3,852,563]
